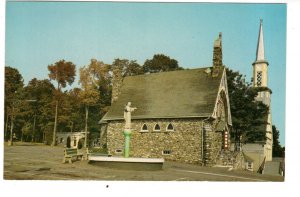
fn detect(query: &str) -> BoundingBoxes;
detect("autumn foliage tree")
[79,59,110,147]
[48,60,76,146]
[4,55,184,146]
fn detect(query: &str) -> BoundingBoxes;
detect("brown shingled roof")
[100,67,224,122]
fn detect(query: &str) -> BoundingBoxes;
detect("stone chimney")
[111,65,123,104]
[212,32,223,77]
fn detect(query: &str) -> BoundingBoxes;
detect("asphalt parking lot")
[3,142,284,181]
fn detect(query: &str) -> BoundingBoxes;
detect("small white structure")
[56,132,86,148]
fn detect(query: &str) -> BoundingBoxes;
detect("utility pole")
[32,115,36,142]
[84,105,89,148]
[52,100,58,146]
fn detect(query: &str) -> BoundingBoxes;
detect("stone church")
[99,33,233,166]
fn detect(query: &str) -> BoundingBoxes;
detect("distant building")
[242,143,265,171]
[99,34,234,166]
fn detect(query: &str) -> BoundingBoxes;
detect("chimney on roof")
[212,32,223,77]
[111,65,123,104]
[213,32,223,67]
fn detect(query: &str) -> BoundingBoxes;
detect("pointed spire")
[256,19,265,62]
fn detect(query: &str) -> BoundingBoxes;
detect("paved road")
[3,143,284,181]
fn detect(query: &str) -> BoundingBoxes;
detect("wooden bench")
[63,148,84,163]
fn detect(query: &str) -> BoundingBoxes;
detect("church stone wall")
[204,129,223,166]
[106,119,204,164]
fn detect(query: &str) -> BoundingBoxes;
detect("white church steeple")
[253,19,269,89]
[252,19,273,161]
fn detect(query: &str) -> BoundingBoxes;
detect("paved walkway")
[3,142,284,181]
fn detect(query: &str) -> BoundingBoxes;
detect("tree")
[48,60,76,146]
[112,58,144,77]
[22,78,55,142]
[272,125,285,157]
[21,122,33,142]
[79,59,106,147]
[5,66,24,97]
[226,68,269,149]
[4,66,24,144]
[143,54,183,73]
[67,88,85,133]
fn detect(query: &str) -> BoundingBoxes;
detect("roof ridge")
[124,66,215,79]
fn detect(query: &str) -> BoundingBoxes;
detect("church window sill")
[139,130,149,133]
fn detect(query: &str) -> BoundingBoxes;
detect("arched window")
[153,123,161,131]
[141,124,148,132]
[166,123,174,131]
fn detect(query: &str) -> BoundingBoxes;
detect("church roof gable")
[101,67,225,122]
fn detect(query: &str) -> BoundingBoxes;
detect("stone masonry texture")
[103,118,225,165]
[106,119,203,164]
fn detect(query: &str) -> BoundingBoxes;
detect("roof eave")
[99,114,212,124]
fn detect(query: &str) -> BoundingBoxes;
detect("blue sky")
[5,2,286,145]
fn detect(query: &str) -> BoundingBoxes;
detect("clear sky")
[5,2,286,145]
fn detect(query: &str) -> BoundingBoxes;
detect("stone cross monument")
[123,102,137,158]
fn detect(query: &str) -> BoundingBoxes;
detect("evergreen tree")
[226,68,268,149]
[272,125,285,157]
